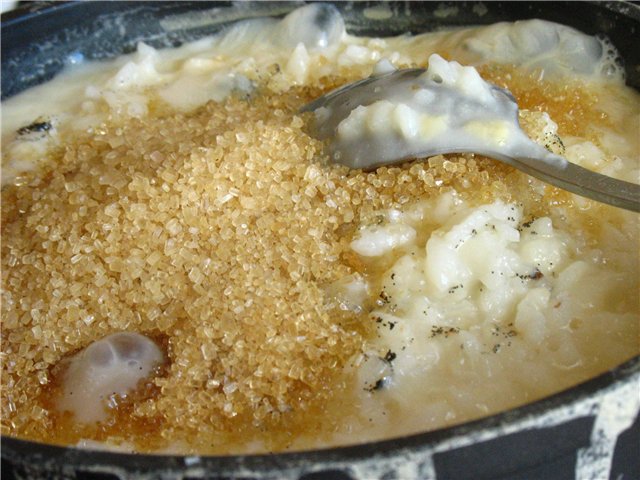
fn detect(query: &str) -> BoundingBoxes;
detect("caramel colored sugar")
[477,64,608,140]
[0,73,598,453]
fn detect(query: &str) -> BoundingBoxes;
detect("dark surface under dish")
[1,2,639,479]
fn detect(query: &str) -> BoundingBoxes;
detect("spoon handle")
[503,154,640,212]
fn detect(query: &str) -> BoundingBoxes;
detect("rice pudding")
[1,4,638,454]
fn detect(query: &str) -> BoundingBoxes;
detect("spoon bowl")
[302,56,640,212]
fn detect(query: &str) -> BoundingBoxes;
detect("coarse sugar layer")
[0,81,513,453]
[1,66,637,453]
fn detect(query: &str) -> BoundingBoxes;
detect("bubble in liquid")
[56,332,164,423]
[276,4,345,50]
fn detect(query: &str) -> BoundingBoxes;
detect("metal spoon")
[301,66,640,212]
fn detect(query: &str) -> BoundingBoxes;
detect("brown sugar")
[0,69,604,453]
[477,64,609,141]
